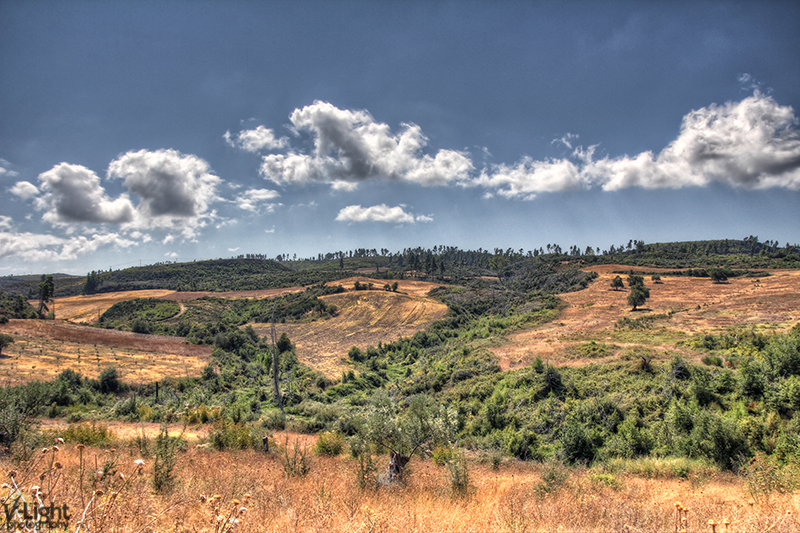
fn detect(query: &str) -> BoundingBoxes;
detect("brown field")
[493,265,800,371]
[0,319,211,386]
[252,277,448,377]
[2,437,798,533]
[51,287,306,324]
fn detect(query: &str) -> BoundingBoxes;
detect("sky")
[1,0,799,275]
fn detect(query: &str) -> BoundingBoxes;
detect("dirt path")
[492,266,800,371]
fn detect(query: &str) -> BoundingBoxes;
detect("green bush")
[62,422,116,446]
[314,431,346,456]
[209,420,258,450]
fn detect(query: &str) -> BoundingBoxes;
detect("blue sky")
[2,0,799,275]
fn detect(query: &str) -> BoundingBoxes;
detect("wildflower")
[53,446,60,452]
[7,471,17,478]
[199,495,207,504]
[232,499,240,505]
[42,448,49,454]
[238,507,247,515]
[56,438,64,444]
[54,462,63,470]
[77,444,85,450]
[95,490,104,496]
[0,483,8,489]
[134,459,145,466]
[118,472,125,481]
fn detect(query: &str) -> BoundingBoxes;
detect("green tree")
[0,334,14,357]
[610,276,624,291]
[37,274,54,318]
[628,284,650,311]
[358,392,456,483]
[710,269,728,283]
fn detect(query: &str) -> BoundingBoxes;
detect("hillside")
[256,277,448,376]
[493,265,800,370]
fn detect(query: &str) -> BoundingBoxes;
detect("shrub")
[209,420,258,450]
[98,366,122,394]
[314,431,346,456]
[62,422,115,446]
[278,436,312,477]
[153,425,184,493]
[446,450,472,498]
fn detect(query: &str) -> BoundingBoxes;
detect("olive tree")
[357,391,457,484]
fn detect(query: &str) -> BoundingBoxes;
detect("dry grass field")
[51,287,306,324]
[0,319,211,386]
[492,266,800,371]
[2,436,798,533]
[252,277,448,377]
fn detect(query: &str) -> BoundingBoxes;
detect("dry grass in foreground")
[2,436,799,533]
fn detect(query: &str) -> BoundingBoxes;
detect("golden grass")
[493,266,800,371]
[2,436,798,533]
[0,321,210,386]
[252,277,448,377]
[50,290,177,324]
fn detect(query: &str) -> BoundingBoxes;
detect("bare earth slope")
[252,277,447,376]
[51,287,305,324]
[0,319,212,385]
[493,265,800,371]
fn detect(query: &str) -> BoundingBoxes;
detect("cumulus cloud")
[0,215,12,230]
[108,149,222,236]
[472,157,585,200]
[224,126,288,152]
[335,204,432,224]
[471,90,800,199]
[588,91,800,191]
[259,101,473,188]
[35,163,135,224]
[234,188,281,212]
[0,230,135,262]
[10,181,39,200]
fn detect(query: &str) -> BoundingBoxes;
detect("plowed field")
[0,319,212,385]
[251,277,447,376]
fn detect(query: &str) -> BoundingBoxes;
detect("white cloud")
[35,163,135,224]
[108,149,222,237]
[234,188,281,212]
[470,90,800,199]
[0,215,12,230]
[331,180,360,191]
[10,181,39,200]
[0,230,135,262]
[587,91,800,191]
[259,101,473,188]
[472,157,585,200]
[229,247,240,252]
[335,204,431,224]
[224,126,288,152]
[0,159,19,178]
